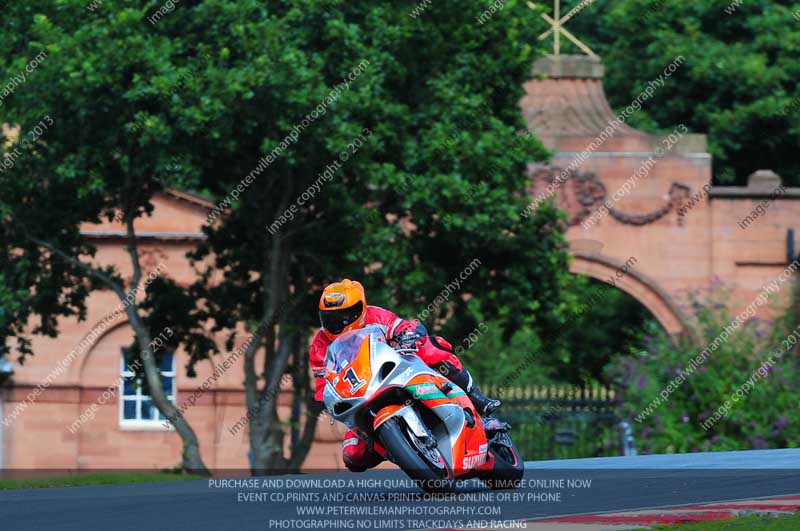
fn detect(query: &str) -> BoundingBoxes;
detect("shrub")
[607,285,800,454]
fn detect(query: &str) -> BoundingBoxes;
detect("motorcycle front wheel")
[377,417,455,493]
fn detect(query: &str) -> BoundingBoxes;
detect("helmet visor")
[319,301,364,336]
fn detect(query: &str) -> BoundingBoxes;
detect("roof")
[710,170,800,199]
[519,55,644,139]
[163,189,214,210]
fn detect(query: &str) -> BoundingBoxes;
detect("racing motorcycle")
[323,324,524,492]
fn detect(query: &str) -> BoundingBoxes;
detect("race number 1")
[343,367,366,392]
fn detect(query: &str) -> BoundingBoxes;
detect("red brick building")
[0,190,344,472]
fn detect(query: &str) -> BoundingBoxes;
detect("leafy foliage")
[608,286,800,454]
[0,0,224,473]
[0,0,596,473]
[562,0,800,186]
[555,278,655,384]
[454,276,655,388]
[452,305,554,389]
[160,0,577,472]
[0,0,213,363]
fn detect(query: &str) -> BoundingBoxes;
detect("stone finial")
[746,170,782,191]
[533,54,604,79]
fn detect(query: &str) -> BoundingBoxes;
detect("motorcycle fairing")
[323,325,492,475]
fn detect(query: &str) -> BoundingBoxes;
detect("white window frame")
[119,350,176,431]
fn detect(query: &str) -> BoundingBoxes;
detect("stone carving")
[138,248,169,275]
[528,164,692,226]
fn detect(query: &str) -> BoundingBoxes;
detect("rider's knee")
[342,435,382,472]
[432,359,463,377]
[343,455,369,472]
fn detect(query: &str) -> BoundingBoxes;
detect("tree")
[2,0,579,476]
[557,278,654,384]
[563,0,800,186]
[0,1,218,473]
[164,0,578,473]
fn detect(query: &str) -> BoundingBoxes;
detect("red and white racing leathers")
[309,305,463,471]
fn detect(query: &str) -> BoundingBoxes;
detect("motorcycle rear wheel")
[377,417,455,493]
[481,431,524,490]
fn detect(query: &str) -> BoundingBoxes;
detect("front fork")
[373,404,433,441]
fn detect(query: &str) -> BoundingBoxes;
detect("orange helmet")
[318,279,367,340]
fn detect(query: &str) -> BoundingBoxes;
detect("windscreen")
[324,324,384,373]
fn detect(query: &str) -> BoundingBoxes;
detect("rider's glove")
[392,330,423,351]
[390,320,428,351]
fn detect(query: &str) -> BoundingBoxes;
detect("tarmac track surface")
[2,448,799,531]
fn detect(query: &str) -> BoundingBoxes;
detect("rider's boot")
[448,368,501,416]
[464,377,501,416]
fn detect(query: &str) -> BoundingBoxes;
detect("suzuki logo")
[462,454,487,470]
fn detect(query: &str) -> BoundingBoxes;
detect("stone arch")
[61,313,130,385]
[570,251,688,336]
[73,320,134,388]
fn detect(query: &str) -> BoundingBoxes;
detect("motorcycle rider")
[310,278,500,472]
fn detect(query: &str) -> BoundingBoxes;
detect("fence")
[487,383,632,461]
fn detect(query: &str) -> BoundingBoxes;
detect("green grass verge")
[633,512,800,531]
[0,471,203,490]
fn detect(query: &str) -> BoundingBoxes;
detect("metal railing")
[488,383,634,461]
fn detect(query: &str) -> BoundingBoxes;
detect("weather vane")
[527,0,598,57]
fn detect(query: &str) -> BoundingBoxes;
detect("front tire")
[377,418,454,493]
